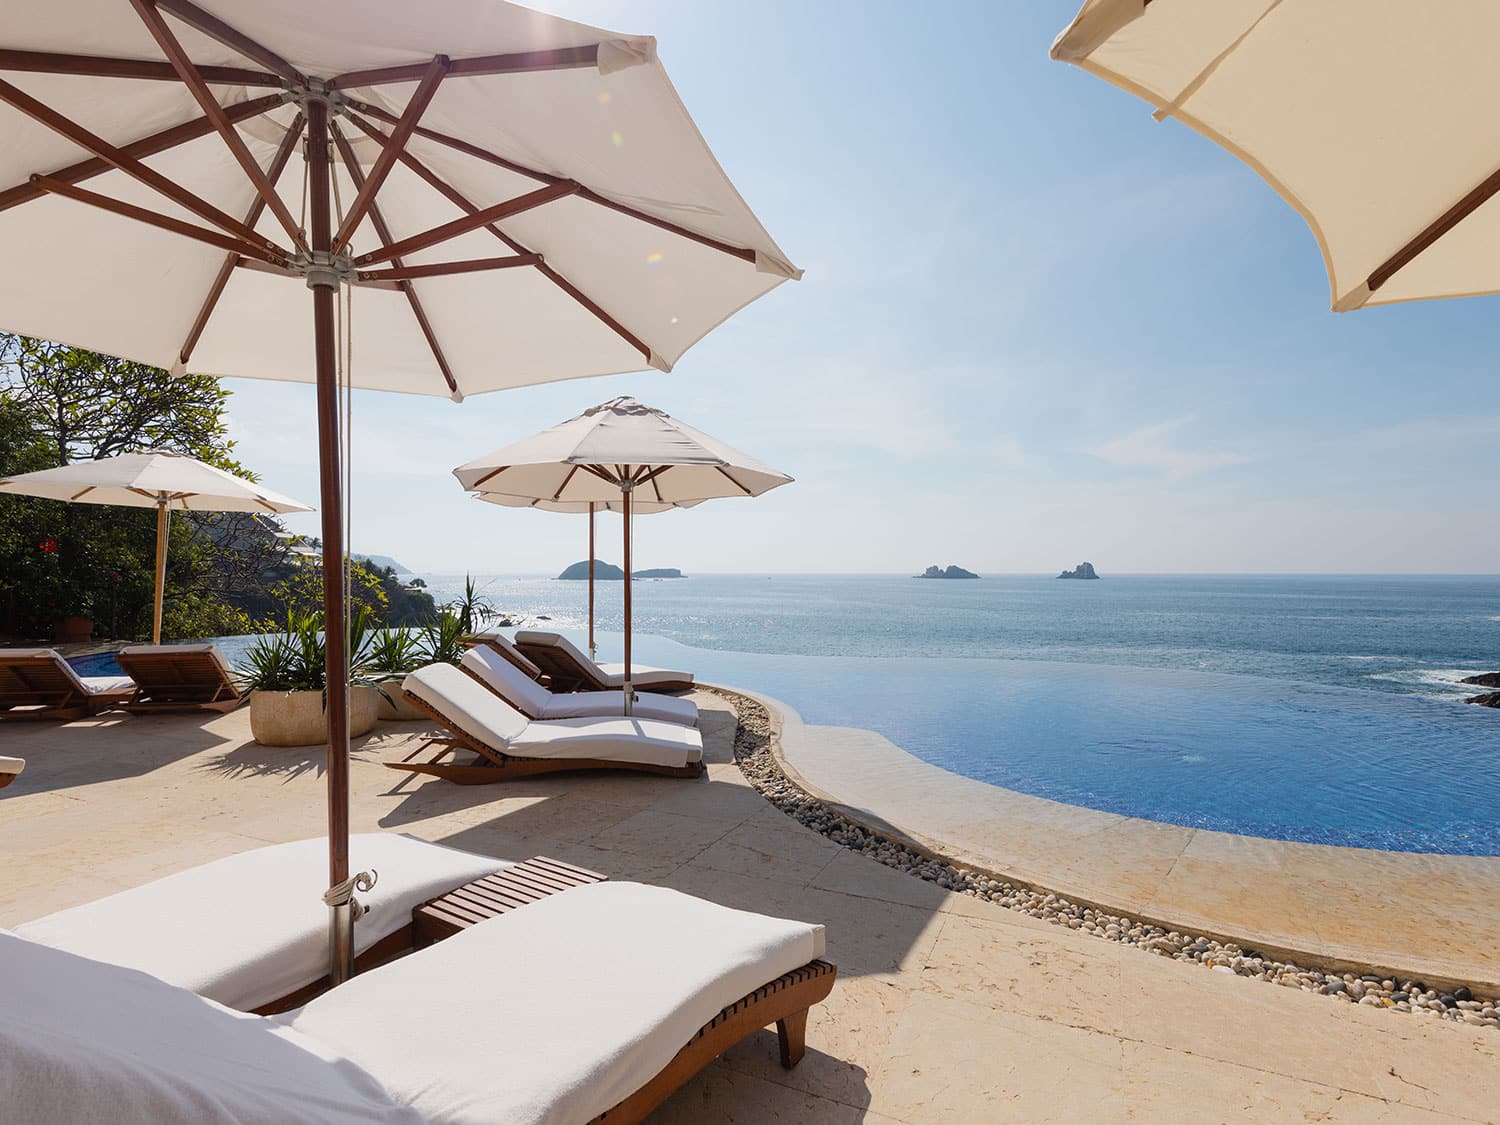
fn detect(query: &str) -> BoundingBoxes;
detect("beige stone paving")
[769,694,1500,993]
[2,693,1499,1123]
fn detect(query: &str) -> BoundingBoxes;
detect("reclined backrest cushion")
[514,630,597,671]
[403,663,530,746]
[461,647,554,717]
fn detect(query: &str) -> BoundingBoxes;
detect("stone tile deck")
[769,694,1500,995]
[2,692,1499,1122]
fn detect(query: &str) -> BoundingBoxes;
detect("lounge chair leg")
[776,1007,809,1069]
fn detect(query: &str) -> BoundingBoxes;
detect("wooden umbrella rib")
[714,466,753,496]
[179,111,306,366]
[0,77,272,247]
[351,181,579,267]
[0,49,279,86]
[130,0,305,248]
[329,120,459,396]
[579,463,622,486]
[30,174,286,265]
[348,99,756,264]
[1366,165,1500,295]
[331,45,599,90]
[472,466,512,488]
[0,94,283,215]
[332,55,450,253]
[345,109,654,360]
[550,464,581,501]
[355,255,541,282]
[153,0,304,84]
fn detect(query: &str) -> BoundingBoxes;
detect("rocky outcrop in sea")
[916,564,978,579]
[1057,562,1099,579]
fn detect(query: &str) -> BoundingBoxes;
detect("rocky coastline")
[1462,672,1500,707]
[714,687,1499,1031]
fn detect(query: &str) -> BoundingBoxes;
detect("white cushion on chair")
[15,834,507,1011]
[462,646,698,726]
[289,881,825,1125]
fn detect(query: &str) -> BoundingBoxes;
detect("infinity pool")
[73,629,1500,855]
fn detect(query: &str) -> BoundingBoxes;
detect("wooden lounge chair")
[0,756,23,789]
[390,662,705,785]
[0,648,135,721]
[3,874,835,1125]
[514,629,695,693]
[460,644,699,726]
[466,630,550,681]
[114,643,244,713]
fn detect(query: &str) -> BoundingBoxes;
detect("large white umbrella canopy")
[0,1,798,980]
[457,396,791,709]
[1051,1,1500,311]
[475,490,695,659]
[0,448,311,642]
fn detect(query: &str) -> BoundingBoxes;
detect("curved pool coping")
[748,688,1500,995]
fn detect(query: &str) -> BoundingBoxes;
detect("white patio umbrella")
[0,1,798,980]
[476,492,696,660]
[0,448,311,643]
[1051,1,1500,311]
[456,396,792,712]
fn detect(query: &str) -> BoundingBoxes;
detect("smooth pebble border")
[711,687,1499,1031]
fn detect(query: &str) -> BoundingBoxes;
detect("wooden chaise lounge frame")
[114,647,245,713]
[387,684,705,784]
[514,635,693,694]
[0,653,133,722]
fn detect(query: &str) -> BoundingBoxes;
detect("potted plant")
[365,627,426,720]
[237,609,384,747]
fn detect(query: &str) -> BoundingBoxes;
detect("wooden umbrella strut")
[151,496,170,644]
[588,501,596,659]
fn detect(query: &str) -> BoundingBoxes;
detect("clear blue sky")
[224,1,1499,575]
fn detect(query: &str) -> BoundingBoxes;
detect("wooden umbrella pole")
[307,97,354,985]
[621,481,632,716]
[151,498,170,644]
[588,501,596,659]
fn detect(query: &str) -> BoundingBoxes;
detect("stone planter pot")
[249,686,380,747]
[373,677,425,721]
[52,616,93,644]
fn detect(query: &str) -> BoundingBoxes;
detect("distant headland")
[1057,562,1100,580]
[556,561,684,580]
[916,564,978,580]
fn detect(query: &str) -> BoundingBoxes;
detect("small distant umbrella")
[475,492,697,660]
[456,396,791,712]
[0,448,311,643]
[1051,2,1500,311]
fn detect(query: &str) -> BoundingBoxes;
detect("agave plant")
[237,606,384,698]
[449,574,498,637]
[418,605,470,667]
[365,627,425,679]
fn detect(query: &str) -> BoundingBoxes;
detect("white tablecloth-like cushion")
[0,929,418,1125]
[514,714,702,767]
[463,645,698,726]
[289,881,826,1125]
[0,756,23,774]
[15,834,506,1011]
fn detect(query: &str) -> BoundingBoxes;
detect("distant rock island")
[556,561,684,580]
[916,564,978,580]
[1057,562,1100,580]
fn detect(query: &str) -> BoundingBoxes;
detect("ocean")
[125,572,1500,855]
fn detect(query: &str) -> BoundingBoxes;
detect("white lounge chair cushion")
[289,881,826,1125]
[468,631,544,678]
[119,642,235,677]
[462,646,698,726]
[0,928,418,1125]
[512,714,702,766]
[406,663,702,767]
[515,630,694,688]
[0,756,24,774]
[15,834,506,1011]
[0,647,135,696]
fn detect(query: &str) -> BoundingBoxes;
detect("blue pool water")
[75,574,1500,855]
